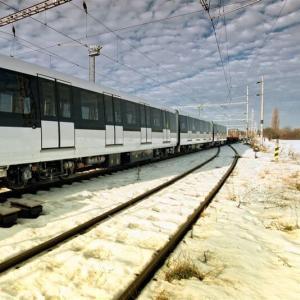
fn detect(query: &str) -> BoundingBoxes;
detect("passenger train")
[0,54,227,189]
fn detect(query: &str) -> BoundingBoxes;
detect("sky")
[0,0,299,129]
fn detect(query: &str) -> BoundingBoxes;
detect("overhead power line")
[200,0,232,101]
[0,0,72,27]
[0,0,205,101]
[70,2,204,99]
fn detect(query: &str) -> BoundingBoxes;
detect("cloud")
[0,0,299,128]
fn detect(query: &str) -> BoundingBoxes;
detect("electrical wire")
[0,0,192,99]
[69,1,204,99]
[200,0,232,101]
[0,28,113,82]
[222,0,232,98]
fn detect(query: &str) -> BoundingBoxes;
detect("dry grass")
[281,224,294,232]
[260,169,270,179]
[165,259,204,282]
[155,290,170,300]
[226,185,238,202]
[282,171,300,191]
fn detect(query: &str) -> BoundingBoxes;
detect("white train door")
[113,97,124,145]
[39,75,75,149]
[104,94,123,145]
[140,105,152,144]
[163,111,171,143]
[140,105,147,143]
[145,106,152,143]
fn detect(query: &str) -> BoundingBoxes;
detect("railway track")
[0,145,219,201]
[120,144,239,299]
[0,145,239,299]
[0,146,221,274]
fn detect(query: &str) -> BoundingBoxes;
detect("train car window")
[81,90,98,121]
[113,98,122,125]
[195,119,200,132]
[162,111,166,128]
[164,111,170,129]
[191,118,196,132]
[187,117,193,132]
[0,93,12,112]
[151,107,162,130]
[140,105,146,127]
[104,94,114,124]
[0,70,32,115]
[125,101,137,125]
[40,79,56,117]
[57,83,72,119]
[146,106,151,127]
[169,112,177,132]
[179,115,187,133]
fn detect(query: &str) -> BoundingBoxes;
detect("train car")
[213,123,227,144]
[178,115,213,151]
[0,54,179,188]
[227,129,246,143]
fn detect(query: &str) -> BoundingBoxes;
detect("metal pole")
[89,55,95,83]
[88,45,102,83]
[246,85,249,139]
[260,75,264,146]
[251,108,254,137]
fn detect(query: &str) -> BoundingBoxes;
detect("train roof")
[0,53,175,113]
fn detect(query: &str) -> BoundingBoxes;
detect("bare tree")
[271,108,280,139]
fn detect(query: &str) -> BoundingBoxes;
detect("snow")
[0,146,236,299]
[1,143,299,299]
[264,139,300,160]
[0,148,217,264]
[139,144,300,300]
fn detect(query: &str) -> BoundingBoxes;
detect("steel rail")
[0,147,221,274]
[118,144,239,300]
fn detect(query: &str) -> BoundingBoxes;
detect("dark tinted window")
[170,112,177,132]
[151,108,162,130]
[113,98,122,125]
[57,83,72,119]
[40,79,56,117]
[124,101,138,125]
[104,94,113,124]
[81,90,98,120]
[163,111,170,129]
[191,118,196,132]
[146,106,151,127]
[180,115,187,132]
[140,105,146,127]
[0,70,33,115]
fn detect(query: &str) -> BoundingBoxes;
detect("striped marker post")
[274,141,279,161]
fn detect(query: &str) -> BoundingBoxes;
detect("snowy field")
[140,143,300,300]
[0,146,236,299]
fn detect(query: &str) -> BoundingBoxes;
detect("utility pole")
[260,76,264,146]
[246,85,249,139]
[88,45,102,83]
[251,108,254,137]
[256,76,264,146]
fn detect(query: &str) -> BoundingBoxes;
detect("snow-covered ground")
[264,139,300,160]
[139,143,300,300]
[0,146,236,299]
[0,148,219,264]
